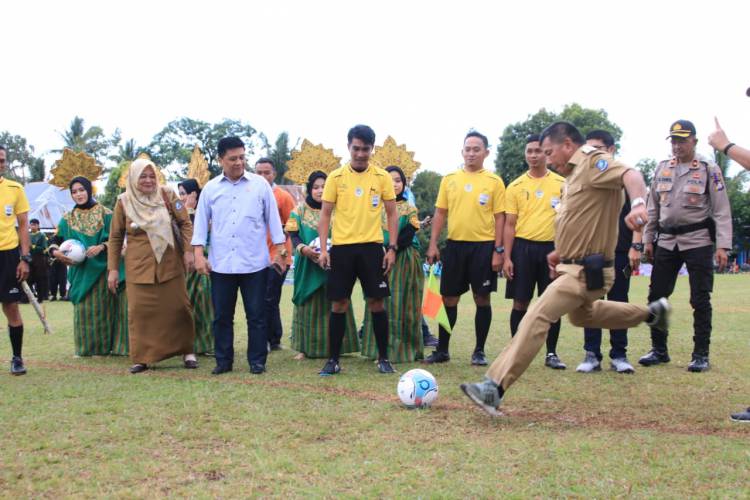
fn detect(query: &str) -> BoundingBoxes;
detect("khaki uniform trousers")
[487,264,650,390]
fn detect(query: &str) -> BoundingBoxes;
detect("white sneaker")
[576,351,601,373]
[610,357,635,374]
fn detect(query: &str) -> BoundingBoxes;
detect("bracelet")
[723,143,736,155]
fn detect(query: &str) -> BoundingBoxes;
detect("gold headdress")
[48,148,103,187]
[371,136,421,179]
[285,139,342,185]
[186,144,210,187]
[118,152,167,188]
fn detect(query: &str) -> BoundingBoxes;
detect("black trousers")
[28,255,49,301]
[647,244,714,356]
[265,266,288,347]
[48,260,67,298]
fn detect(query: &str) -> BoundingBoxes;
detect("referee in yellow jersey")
[317,125,399,375]
[0,145,32,375]
[503,134,567,369]
[425,131,505,366]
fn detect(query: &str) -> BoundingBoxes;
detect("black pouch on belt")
[582,253,605,290]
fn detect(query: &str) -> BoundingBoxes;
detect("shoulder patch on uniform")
[580,145,597,154]
[595,159,609,172]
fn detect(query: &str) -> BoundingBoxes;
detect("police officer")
[641,120,732,372]
[460,122,670,416]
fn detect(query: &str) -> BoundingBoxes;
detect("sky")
[3,0,749,179]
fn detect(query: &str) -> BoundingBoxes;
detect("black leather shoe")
[638,350,670,366]
[377,359,395,373]
[471,350,488,366]
[129,363,148,374]
[422,350,450,364]
[269,344,283,351]
[250,364,266,374]
[544,353,567,370]
[319,358,341,376]
[423,333,439,347]
[10,356,27,376]
[184,359,198,369]
[211,365,232,375]
[687,354,710,372]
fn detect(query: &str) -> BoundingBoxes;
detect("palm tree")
[55,116,111,162]
[109,138,140,164]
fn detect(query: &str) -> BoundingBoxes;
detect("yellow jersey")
[435,168,505,242]
[322,163,396,245]
[504,170,564,242]
[0,177,30,251]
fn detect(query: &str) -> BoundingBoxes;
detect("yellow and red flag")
[422,265,452,334]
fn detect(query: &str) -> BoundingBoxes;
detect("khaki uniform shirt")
[555,146,632,261]
[108,189,193,284]
[644,154,732,251]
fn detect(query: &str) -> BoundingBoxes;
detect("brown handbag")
[160,189,184,254]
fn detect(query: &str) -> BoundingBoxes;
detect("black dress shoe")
[184,359,198,369]
[687,354,710,372]
[211,365,232,375]
[269,344,283,351]
[250,364,266,374]
[377,358,395,373]
[129,363,148,374]
[471,350,488,366]
[638,350,670,366]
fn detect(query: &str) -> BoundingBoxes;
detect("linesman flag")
[422,265,452,334]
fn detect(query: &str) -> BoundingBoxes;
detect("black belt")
[658,218,713,236]
[561,258,614,267]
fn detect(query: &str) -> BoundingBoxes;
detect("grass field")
[1,274,749,498]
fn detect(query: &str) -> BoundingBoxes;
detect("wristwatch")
[387,245,397,253]
[20,254,32,264]
[494,245,505,254]
[631,243,644,252]
[631,197,646,208]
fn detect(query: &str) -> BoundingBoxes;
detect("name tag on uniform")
[4,204,13,216]
[478,193,489,206]
[371,194,380,207]
[550,197,560,209]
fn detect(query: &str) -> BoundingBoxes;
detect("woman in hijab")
[107,159,196,373]
[285,171,359,359]
[178,179,213,355]
[49,176,128,356]
[361,166,424,362]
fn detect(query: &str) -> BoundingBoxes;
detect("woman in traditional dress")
[107,159,197,374]
[178,179,213,355]
[286,171,359,359]
[362,166,424,362]
[49,176,129,356]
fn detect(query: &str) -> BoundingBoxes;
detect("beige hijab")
[119,158,175,263]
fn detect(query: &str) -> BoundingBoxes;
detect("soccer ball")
[59,239,87,264]
[309,237,331,253]
[397,368,438,409]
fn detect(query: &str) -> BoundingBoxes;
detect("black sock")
[510,309,526,338]
[497,384,505,399]
[9,325,23,358]
[437,305,458,353]
[371,311,389,360]
[328,312,345,361]
[546,319,561,354]
[474,305,492,353]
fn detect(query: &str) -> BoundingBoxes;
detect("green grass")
[1,275,749,498]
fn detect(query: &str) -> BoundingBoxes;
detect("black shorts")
[0,247,23,304]
[328,243,390,300]
[440,240,497,297]
[505,238,555,301]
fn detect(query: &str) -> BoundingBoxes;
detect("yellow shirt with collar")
[0,177,30,251]
[435,168,505,241]
[322,163,396,245]
[505,170,564,242]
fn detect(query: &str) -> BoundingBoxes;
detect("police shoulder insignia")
[580,145,596,154]
[175,201,183,210]
[595,159,609,172]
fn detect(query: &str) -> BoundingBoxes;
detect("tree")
[109,138,141,164]
[148,118,256,178]
[0,131,38,182]
[410,170,444,256]
[635,158,657,186]
[28,157,46,182]
[260,131,297,184]
[494,103,623,185]
[98,162,127,210]
[55,116,117,163]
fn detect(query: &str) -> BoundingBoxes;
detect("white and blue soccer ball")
[59,239,87,264]
[397,368,438,409]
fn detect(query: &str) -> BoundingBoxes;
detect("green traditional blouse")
[286,203,329,306]
[55,204,125,305]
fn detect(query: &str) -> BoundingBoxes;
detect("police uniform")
[642,130,732,366]
[485,145,650,390]
[0,177,30,304]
